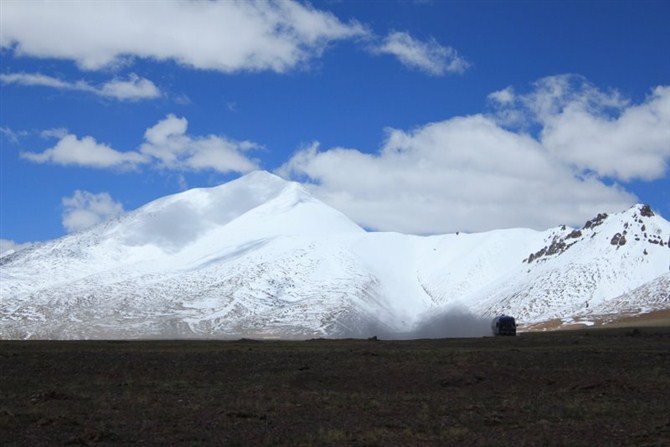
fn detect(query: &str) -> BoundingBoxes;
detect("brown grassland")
[1,326,669,446]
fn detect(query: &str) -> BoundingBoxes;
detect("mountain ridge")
[1,171,668,339]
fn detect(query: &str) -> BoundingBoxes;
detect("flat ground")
[1,327,669,446]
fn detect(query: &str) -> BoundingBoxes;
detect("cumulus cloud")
[542,88,670,181]
[279,115,635,234]
[97,74,161,100]
[0,239,32,256]
[61,191,125,233]
[491,75,670,181]
[0,0,366,73]
[21,115,260,174]
[523,75,628,122]
[280,76,670,234]
[373,31,469,75]
[0,72,161,100]
[139,115,260,173]
[21,135,147,169]
[488,87,515,105]
[0,2,468,77]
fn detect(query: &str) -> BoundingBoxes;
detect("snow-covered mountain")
[1,171,669,339]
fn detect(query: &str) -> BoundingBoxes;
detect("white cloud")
[541,87,670,182]
[0,1,366,73]
[279,114,636,234]
[1,2,467,77]
[40,128,69,140]
[140,115,260,173]
[280,76,670,234]
[492,75,670,181]
[0,239,32,256]
[519,75,629,124]
[487,87,526,127]
[0,72,161,100]
[22,115,260,174]
[0,126,28,144]
[21,134,148,169]
[488,87,515,105]
[144,115,188,147]
[98,74,161,100]
[373,31,469,75]
[0,72,71,89]
[61,191,125,233]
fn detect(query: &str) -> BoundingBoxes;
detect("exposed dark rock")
[566,230,582,239]
[640,204,654,217]
[546,238,567,255]
[610,233,626,246]
[583,213,608,230]
[525,236,578,263]
[525,247,546,263]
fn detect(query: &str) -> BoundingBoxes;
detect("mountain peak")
[523,203,670,265]
[638,203,655,217]
[227,169,287,188]
[2,182,669,339]
[75,170,361,253]
[625,203,656,218]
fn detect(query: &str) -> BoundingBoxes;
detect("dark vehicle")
[491,315,516,336]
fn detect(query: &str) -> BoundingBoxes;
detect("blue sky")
[1,0,669,250]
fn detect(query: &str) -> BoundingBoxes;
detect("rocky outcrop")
[524,204,667,264]
[640,204,654,217]
[583,213,608,230]
[566,229,582,239]
[610,233,627,246]
[525,236,577,263]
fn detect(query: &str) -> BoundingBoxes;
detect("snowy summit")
[1,171,669,339]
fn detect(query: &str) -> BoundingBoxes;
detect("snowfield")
[1,171,669,339]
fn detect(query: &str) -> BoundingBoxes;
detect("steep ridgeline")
[1,172,669,339]
[462,204,670,325]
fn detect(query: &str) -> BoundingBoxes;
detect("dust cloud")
[408,307,492,339]
[348,306,492,340]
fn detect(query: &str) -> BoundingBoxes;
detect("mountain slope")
[1,172,669,339]
[464,206,668,322]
